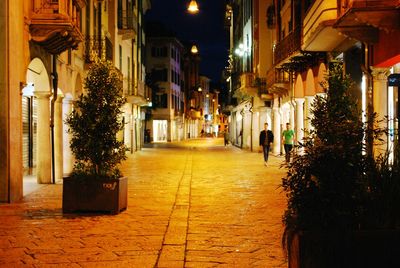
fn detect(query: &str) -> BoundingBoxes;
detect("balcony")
[274,27,301,65]
[29,0,86,54]
[232,73,259,100]
[117,9,138,40]
[302,0,347,51]
[266,68,290,95]
[126,81,151,106]
[256,77,273,100]
[334,0,400,43]
[84,36,113,63]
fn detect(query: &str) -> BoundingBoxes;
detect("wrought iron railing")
[266,68,289,87]
[118,9,138,30]
[274,27,302,65]
[84,36,113,63]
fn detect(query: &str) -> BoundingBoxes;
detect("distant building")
[146,22,185,142]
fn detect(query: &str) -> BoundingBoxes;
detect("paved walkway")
[0,138,288,267]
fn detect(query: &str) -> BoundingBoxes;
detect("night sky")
[145,0,228,84]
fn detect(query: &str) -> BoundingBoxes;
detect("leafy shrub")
[66,59,126,180]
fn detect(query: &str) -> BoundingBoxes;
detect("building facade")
[226,0,274,150]
[146,33,185,142]
[0,0,150,203]
[226,0,400,157]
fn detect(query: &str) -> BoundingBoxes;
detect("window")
[152,69,168,82]
[171,47,175,59]
[160,94,168,108]
[67,49,72,65]
[85,4,90,36]
[151,46,168,57]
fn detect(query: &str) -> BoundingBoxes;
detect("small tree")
[66,59,126,180]
[282,63,368,236]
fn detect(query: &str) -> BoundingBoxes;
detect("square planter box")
[288,230,400,268]
[62,176,127,214]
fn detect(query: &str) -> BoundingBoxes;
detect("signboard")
[388,73,400,87]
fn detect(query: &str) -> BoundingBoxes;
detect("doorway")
[153,120,167,142]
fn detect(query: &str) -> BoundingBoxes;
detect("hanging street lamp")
[188,0,199,14]
[191,44,199,54]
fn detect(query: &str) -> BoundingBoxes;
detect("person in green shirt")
[282,123,295,163]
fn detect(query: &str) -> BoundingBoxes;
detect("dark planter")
[288,230,400,268]
[62,176,128,214]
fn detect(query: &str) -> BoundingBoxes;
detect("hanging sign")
[388,73,400,87]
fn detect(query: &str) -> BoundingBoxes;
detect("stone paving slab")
[0,138,287,267]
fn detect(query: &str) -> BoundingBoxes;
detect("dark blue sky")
[145,0,228,83]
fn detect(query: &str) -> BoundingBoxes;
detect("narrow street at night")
[0,139,287,268]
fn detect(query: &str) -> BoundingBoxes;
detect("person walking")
[259,123,274,166]
[224,128,229,146]
[282,123,295,163]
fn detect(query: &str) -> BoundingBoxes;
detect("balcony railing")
[266,68,290,95]
[240,73,253,88]
[274,27,301,65]
[29,0,86,54]
[84,36,113,63]
[118,10,138,30]
[117,9,138,40]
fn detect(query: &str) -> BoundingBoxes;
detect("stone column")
[35,92,52,184]
[304,96,315,136]
[371,67,391,157]
[62,96,73,176]
[273,100,281,155]
[54,95,64,182]
[295,98,305,145]
[290,102,295,132]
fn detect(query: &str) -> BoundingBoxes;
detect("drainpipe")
[250,96,254,151]
[289,71,296,145]
[50,54,58,184]
[135,0,142,151]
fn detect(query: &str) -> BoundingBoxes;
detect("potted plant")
[63,59,127,214]
[282,63,400,268]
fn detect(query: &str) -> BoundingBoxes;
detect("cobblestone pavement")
[0,138,288,268]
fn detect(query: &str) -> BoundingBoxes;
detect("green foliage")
[66,59,126,180]
[282,63,400,249]
[282,63,367,233]
[364,136,400,228]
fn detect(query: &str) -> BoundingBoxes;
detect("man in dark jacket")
[259,123,274,166]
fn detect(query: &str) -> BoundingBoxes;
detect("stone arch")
[304,68,316,96]
[74,73,83,98]
[294,73,304,98]
[22,57,52,185]
[315,62,327,94]
[25,58,51,94]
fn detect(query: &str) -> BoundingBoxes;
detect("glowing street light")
[188,0,199,14]
[191,44,199,54]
